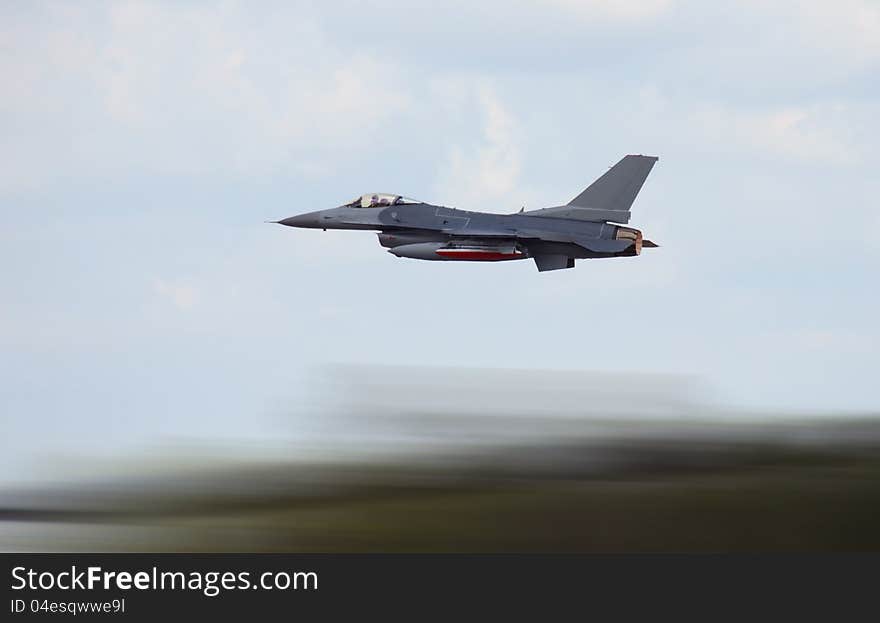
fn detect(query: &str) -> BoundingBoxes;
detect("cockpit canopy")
[343,193,422,208]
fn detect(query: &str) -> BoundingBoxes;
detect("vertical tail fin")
[568,154,658,213]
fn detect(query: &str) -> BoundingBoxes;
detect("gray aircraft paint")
[277,155,659,272]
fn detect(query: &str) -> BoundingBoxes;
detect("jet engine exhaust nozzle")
[615,227,643,255]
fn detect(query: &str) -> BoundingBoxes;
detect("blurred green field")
[4,418,880,552]
[167,458,880,552]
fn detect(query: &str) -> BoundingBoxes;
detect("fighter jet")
[276,154,659,272]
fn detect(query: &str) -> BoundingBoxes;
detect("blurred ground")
[3,417,880,552]
[3,369,879,551]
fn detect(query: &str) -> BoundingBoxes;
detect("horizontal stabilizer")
[527,205,631,224]
[574,238,634,254]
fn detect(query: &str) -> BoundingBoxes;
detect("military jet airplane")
[275,154,658,271]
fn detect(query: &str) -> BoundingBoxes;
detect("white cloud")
[691,103,859,165]
[546,0,674,21]
[745,0,880,67]
[761,328,876,356]
[153,278,198,311]
[3,0,878,194]
[433,85,525,211]
[0,2,411,191]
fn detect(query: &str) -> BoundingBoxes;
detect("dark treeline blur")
[3,415,880,551]
[3,368,880,551]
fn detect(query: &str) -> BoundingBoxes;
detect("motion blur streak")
[2,367,879,552]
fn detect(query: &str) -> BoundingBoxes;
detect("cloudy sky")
[2,1,879,479]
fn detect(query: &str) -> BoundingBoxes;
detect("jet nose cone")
[277,214,316,228]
